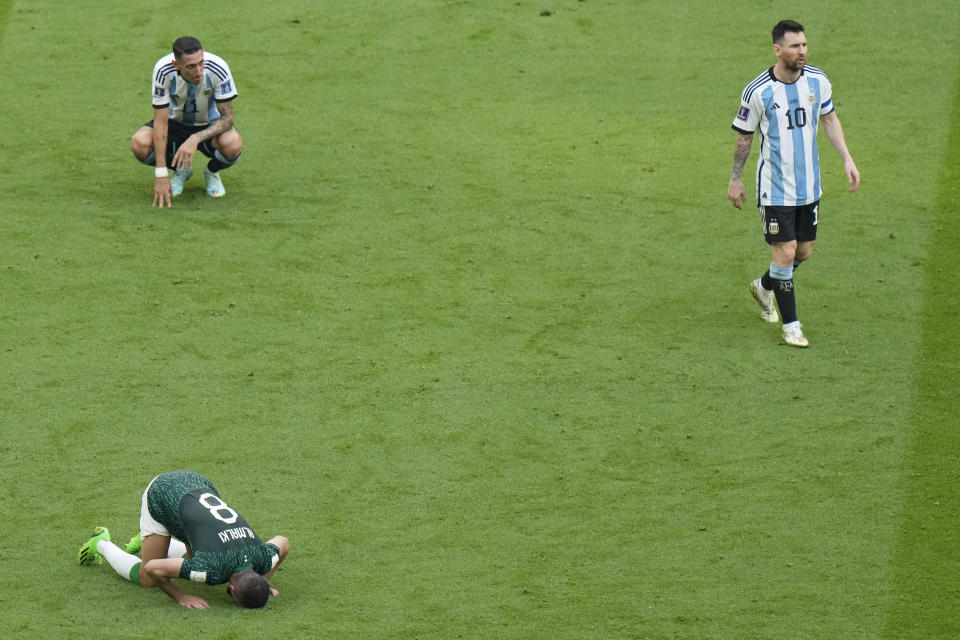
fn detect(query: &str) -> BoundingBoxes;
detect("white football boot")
[782,321,809,348]
[204,166,226,197]
[170,168,193,197]
[749,278,779,323]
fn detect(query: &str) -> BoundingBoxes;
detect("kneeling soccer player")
[78,470,290,609]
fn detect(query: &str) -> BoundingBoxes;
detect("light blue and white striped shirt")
[150,51,238,127]
[732,65,834,207]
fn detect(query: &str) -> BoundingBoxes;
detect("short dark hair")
[234,570,270,609]
[172,36,203,59]
[772,20,804,44]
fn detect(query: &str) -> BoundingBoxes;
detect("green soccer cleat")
[204,166,226,198]
[78,526,111,565]
[124,532,142,555]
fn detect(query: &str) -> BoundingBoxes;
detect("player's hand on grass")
[270,587,279,597]
[153,177,172,208]
[176,594,209,609]
[727,178,746,209]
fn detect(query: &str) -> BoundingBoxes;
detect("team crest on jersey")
[807,93,816,104]
[220,79,232,94]
[768,219,780,235]
[202,88,212,96]
[736,106,750,121]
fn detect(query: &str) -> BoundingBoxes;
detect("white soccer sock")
[167,539,187,558]
[97,540,141,582]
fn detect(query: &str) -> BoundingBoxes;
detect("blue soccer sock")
[769,263,798,325]
[760,269,774,291]
[207,150,240,174]
[762,260,805,291]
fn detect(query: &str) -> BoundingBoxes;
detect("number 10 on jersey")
[784,107,808,129]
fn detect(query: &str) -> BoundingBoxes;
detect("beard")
[786,58,805,72]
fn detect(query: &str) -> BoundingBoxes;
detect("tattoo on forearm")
[195,116,233,143]
[730,134,753,180]
[195,103,234,143]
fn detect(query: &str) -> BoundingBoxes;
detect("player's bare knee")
[130,129,153,160]
[771,241,798,265]
[216,130,242,160]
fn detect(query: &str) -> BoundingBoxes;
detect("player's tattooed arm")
[727,132,753,209]
[152,107,170,168]
[730,132,753,180]
[194,100,236,142]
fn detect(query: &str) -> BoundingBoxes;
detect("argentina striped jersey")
[732,65,834,207]
[151,52,238,126]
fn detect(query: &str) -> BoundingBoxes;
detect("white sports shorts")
[139,475,171,538]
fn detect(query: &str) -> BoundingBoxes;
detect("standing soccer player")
[130,36,243,207]
[727,20,860,347]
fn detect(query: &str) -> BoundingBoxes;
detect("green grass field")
[1,1,958,638]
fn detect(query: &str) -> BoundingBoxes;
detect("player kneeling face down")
[78,470,290,609]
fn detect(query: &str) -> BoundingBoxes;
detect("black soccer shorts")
[143,118,218,164]
[759,201,819,244]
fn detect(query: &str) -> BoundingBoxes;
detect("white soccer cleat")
[204,166,226,198]
[782,321,809,348]
[170,168,193,197]
[749,278,779,323]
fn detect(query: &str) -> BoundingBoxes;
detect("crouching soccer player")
[130,36,243,207]
[78,470,290,609]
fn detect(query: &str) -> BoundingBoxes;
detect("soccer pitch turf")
[1,1,958,638]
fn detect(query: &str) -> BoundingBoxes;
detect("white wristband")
[155,167,169,178]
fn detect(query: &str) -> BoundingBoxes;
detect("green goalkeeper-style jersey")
[146,470,280,585]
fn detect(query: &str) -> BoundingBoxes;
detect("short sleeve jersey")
[146,471,279,586]
[150,52,238,127]
[732,65,834,207]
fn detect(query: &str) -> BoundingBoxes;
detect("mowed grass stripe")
[0,0,12,40]
[883,54,960,639]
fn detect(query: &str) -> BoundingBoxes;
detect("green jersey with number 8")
[146,470,279,585]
